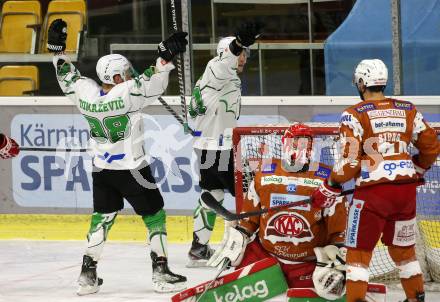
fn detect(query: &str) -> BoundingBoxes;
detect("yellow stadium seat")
[0,65,39,96]
[40,0,87,53]
[0,1,42,53]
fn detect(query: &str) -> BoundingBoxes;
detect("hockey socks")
[85,212,117,261]
[193,189,224,245]
[143,209,168,257]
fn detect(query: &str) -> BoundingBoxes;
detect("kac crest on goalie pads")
[171,257,288,302]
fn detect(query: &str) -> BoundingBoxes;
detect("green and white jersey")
[53,54,174,170]
[189,48,241,150]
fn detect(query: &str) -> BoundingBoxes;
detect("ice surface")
[0,241,439,302]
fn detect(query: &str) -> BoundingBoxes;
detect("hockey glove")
[311,179,341,208]
[313,245,346,300]
[157,32,188,62]
[47,19,67,53]
[235,21,263,47]
[207,225,250,268]
[0,134,20,159]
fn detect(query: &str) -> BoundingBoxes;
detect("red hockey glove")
[0,134,20,159]
[311,179,341,208]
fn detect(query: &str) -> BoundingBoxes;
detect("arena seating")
[0,1,42,53]
[0,65,39,95]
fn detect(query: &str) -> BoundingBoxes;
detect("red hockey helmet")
[281,123,313,170]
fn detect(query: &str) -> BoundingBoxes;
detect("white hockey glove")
[313,245,347,301]
[207,225,250,268]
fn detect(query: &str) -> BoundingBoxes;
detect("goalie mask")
[281,123,313,172]
[96,54,134,85]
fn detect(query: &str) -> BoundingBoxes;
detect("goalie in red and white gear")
[311,59,440,302]
[0,133,19,159]
[208,123,348,300]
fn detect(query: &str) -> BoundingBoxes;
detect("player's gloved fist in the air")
[47,19,67,53]
[0,134,19,159]
[311,179,341,208]
[157,32,188,62]
[235,21,263,47]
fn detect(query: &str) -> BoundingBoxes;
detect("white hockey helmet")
[96,54,132,85]
[217,36,235,56]
[353,59,388,87]
[217,36,250,57]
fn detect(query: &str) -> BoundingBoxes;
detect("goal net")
[233,122,440,284]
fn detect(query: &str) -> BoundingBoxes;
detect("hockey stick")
[157,96,196,136]
[201,189,355,221]
[195,258,230,302]
[170,0,191,134]
[203,177,426,221]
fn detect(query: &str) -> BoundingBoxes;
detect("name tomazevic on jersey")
[53,54,174,170]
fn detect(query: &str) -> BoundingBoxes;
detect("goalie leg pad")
[143,209,168,257]
[86,212,117,261]
[207,226,248,268]
[193,189,224,245]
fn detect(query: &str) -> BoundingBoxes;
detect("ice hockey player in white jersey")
[186,22,262,267]
[47,19,188,294]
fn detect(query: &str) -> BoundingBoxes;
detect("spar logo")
[265,211,313,245]
[347,199,364,247]
[212,280,269,302]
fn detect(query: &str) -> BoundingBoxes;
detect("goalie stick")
[200,189,354,221]
[195,258,230,302]
[202,178,426,221]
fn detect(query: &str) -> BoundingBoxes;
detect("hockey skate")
[77,255,103,296]
[187,239,215,268]
[151,252,187,293]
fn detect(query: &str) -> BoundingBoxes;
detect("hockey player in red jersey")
[208,123,348,300]
[0,133,19,159]
[311,59,440,302]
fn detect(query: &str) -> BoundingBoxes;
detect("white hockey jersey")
[189,47,241,150]
[53,54,174,170]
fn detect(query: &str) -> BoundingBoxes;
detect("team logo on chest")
[265,211,314,246]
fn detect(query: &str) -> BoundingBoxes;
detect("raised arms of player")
[411,110,440,174]
[47,19,86,102]
[204,22,262,88]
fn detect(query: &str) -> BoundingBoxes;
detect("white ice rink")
[1,241,439,302]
